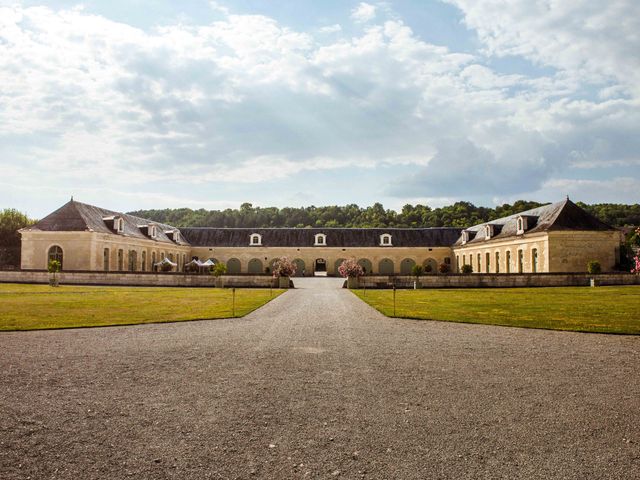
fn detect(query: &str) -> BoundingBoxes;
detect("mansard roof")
[454,198,615,246]
[180,227,462,248]
[23,200,189,246]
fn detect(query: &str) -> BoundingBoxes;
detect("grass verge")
[0,283,285,331]
[353,286,640,334]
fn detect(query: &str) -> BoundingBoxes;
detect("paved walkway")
[1,283,639,479]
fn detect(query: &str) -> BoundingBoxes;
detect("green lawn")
[353,286,640,334]
[0,283,285,331]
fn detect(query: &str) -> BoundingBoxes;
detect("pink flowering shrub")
[631,228,640,274]
[272,257,296,278]
[338,258,364,278]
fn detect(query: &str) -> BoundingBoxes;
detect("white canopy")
[202,259,215,266]
[185,259,205,267]
[155,257,177,267]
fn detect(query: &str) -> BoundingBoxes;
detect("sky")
[1,0,639,218]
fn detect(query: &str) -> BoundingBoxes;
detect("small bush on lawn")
[461,264,473,274]
[587,261,602,274]
[439,263,451,274]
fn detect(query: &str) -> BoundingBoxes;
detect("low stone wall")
[358,273,640,289]
[0,271,276,288]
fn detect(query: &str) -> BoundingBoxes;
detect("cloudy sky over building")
[1,0,638,217]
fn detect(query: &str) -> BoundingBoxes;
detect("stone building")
[452,198,622,273]
[20,198,623,275]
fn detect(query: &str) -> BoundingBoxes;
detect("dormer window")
[380,233,392,246]
[462,231,470,245]
[149,225,157,238]
[165,229,181,243]
[485,224,494,239]
[115,217,124,233]
[250,233,262,246]
[517,216,527,235]
[314,233,326,246]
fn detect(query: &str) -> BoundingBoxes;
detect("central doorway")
[314,258,327,276]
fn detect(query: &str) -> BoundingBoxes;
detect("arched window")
[250,233,262,246]
[103,248,110,272]
[532,248,538,273]
[117,249,124,271]
[485,252,490,273]
[115,217,124,233]
[141,251,147,271]
[495,251,500,273]
[152,252,157,271]
[128,250,137,272]
[379,233,392,246]
[48,245,63,270]
[506,251,511,273]
[314,233,326,246]
[477,253,481,272]
[518,250,524,273]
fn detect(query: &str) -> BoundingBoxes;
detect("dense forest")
[129,201,640,229]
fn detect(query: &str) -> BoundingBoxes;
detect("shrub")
[587,261,602,274]
[632,253,640,274]
[461,264,473,274]
[272,257,296,278]
[424,263,433,273]
[411,265,423,278]
[438,263,451,274]
[48,259,61,274]
[211,263,227,277]
[338,258,364,278]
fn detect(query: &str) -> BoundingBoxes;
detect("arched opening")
[293,259,306,277]
[141,251,147,271]
[379,258,394,275]
[227,258,241,274]
[128,250,137,271]
[423,258,437,274]
[248,258,263,274]
[118,249,124,271]
[400,258,416,275]
[334,258,346,276]
[357,258,372,275]
[314,258,327,275]
[48,245,63,270]
[103,248,109,272]
[532,248,538,273]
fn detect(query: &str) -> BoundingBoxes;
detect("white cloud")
[319,24,342,34]
[0,2,638,215]
[351,2,377,23]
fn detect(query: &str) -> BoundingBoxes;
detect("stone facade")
[189,246,453,275]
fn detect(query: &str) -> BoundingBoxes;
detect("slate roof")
[180,227,462,248]
[23,200,190,246]
[454,198,615,246]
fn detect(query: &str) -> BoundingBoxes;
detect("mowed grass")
[0,283,285,331]
[353,286,640,334]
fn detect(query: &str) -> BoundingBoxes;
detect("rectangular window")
[456,255,459,272]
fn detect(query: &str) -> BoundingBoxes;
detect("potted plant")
[411,264,423,289]
[338,258,364,289]
[211,262,227,288]
[272,257,296,288]
[48,259,61,287]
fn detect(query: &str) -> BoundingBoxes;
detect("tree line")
[128,201,640,229]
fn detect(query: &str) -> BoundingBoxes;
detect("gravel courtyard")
[1,279,639,479]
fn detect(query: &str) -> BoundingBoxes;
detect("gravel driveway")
[1,279,639,479]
